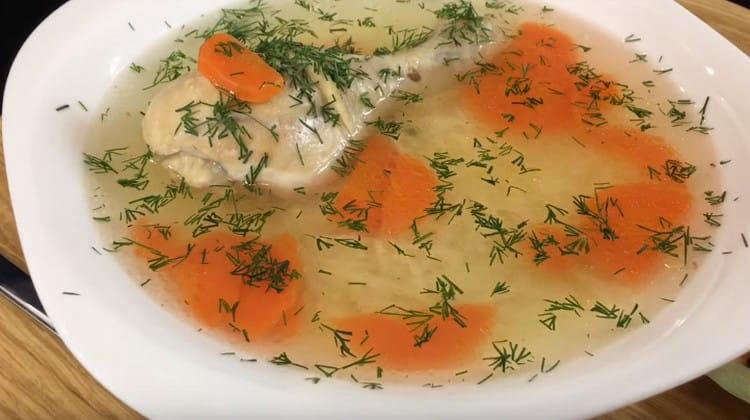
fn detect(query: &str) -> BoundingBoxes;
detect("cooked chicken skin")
[142,30,497,192]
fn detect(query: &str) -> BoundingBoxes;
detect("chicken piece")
[142,29,499,192]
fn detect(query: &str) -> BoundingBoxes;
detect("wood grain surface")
[0,137,25,273]
[0,1,748,418]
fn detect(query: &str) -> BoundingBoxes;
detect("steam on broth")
[81,0,724,387]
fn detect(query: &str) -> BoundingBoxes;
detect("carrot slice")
[338,304,494,371]
[198,33,284,103]
[585,182,693,281]
[234,234,304,340]
[334,135,437,237]
[526,182,693,282]
[130,225,303,341]
[179,253,243,329]
[463,22,618,134]
[574,126,678,173]
[134,230,245,329]
[335,135,396,233]
[593,182,693,234]
[379,154,438,236]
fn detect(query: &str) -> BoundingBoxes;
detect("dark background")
[1,0,70,107]
[1,0,750,108]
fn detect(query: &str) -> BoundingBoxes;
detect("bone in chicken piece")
[142,31,498,192]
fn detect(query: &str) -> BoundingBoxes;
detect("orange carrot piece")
[338,304,494,371]
[198,33,284,103]
[463,22,618,134]
[574,126,678,172]
[552,182,691,281]
[179,262,244,329]
[379,154,438,236]
[335,135,396,232]
[130,225,304,340]
[234,234,304,340]
[170,231,244,329]
[586,182,693,241]
[524,180,693,282]
[334,135,437,237]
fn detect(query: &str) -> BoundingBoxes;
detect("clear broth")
[84,0,722,387]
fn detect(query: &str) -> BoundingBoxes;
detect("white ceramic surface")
[3,0,750,418]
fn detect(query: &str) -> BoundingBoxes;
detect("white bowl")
[3,0,750,418]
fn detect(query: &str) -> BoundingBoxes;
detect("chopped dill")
[477,373,494,385]
[389,241,415,257]
[145,50,195,89]
[359,93,375,109]
[434,0,492,46]
[129,62,145,73]
[174,92,277,163]
[572,184,619,241]
[357,17,376,27]
[390,89,424,105]
[378,66,402,83]
[490,281,510,297]
[299,119,323,144]
[704,190,726,206]
[226,239,300,292]
[319,192,342,217]
[83,153,118,174]
[538,295,583,331]
[590,302,641,328]
[362,382,383,390]
[540,357,560,373]
[270,352,308,370]
[331,139,365,176]
[421,274,467,327]
[470,201,527,265]
[637,223,713,265]
[366,117,404,139]
[373,27,433,55]
[377,304,435,346]
[484,341,533,373]
[321,324,356,357]
[703,212,722,227]
[455,60,502,93]
[624,34,641,42]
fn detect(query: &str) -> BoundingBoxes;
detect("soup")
[81,0,723,387]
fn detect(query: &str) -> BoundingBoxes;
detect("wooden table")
[1,1,749,417]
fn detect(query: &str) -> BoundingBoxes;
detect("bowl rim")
[3,0,750,418]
